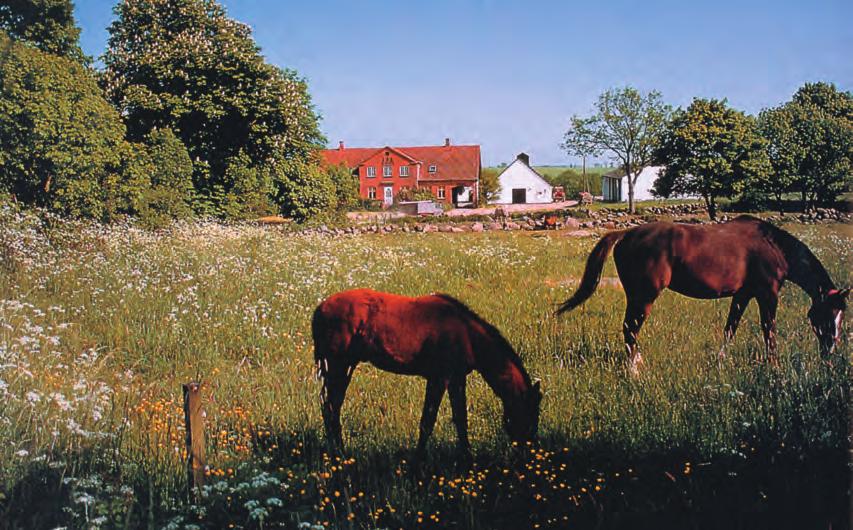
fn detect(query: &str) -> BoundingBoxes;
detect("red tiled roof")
[321,144,480,182]
[321,147,378,167]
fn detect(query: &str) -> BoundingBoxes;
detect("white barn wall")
[601,166,695,202]
[494,158,553,204]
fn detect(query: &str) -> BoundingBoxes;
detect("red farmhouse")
[321,139,481,207]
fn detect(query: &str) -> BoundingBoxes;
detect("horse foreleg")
[757,294,779,364]
[320,363,355,452]
[623,300,653,376]
[447,375,471,461]
[415,377,447,459]
[720,292,752,359]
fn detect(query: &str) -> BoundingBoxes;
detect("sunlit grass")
[0,206,849,528]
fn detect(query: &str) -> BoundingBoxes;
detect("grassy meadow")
[0,205,850,529]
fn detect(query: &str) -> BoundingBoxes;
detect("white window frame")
[383,165,392,177]
[366,166,376,178]
[437,186,445,199]
[399,165,409,177]
[428,164,437,173]
[367,186,376,199]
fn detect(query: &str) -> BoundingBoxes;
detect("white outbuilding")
[493,153,553,204]
[601,166,695,202]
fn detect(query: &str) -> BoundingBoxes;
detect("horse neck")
[476,341,531,402]
[775,229,835,300]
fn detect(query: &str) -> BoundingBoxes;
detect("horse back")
[614,217,787,298]
[312,289,477,375]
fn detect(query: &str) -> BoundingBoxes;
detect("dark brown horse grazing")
[557,215,848,373]
[312,289,541,458]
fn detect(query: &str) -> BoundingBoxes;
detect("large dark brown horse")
[557,215,848,373]
[312,289,542,458]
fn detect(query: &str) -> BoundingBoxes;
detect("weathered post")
[183,382,206,498]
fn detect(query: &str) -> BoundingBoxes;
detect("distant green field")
[486,166,616,178]
[533,166,616,179]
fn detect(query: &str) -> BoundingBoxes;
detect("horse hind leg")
[319,359,355,453]
[623,298,655,376]
[757,293,779,365]
[447,375,472,463]
[415,377,448,461]
[719,292,752,360]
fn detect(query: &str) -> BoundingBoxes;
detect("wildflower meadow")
[0,205,849,529]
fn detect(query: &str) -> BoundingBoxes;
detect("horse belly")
[668,262,742,299]
[359,332,437,377]
[363,351,426,376]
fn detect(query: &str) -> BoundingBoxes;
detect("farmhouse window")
[383,165,392,177]
[367,187,376,199]
[437,186,445,199]
[428,164,437,173]
[400,166,409,177]
[366,166,376,177]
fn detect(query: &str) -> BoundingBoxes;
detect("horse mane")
[432,293,532,385]
[743,215,835,299]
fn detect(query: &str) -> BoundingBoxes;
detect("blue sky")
[74,0,852,166]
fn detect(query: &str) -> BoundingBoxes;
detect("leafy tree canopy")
[0,0,85,61]
[756,105,803,212]
[326,163,359,210]
[788,83,852,208]
[563,87,670,213]
[126,127,195,225]
[653,98,770,220]
[102,0,325,215]
[756,83,852,211]
[0,32,129,219]
[273,158,337,221]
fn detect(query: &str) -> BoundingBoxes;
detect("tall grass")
[0,205,849,528]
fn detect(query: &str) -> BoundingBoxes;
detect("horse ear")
[532,379,541,396]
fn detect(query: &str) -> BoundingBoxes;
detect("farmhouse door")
[512,188,527,204]
[383,186,393,206]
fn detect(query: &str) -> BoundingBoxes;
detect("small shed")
[493,153,553,204]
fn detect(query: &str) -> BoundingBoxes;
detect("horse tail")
[556,230,626,315]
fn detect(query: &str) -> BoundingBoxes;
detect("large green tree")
[756,105,802,213]
[125,127,195,225]
[560,127,600,194]
[789,83,852,209]
[563,87,670,213]
[0,32,129,218]
[102,0,325,217]
[0,0,85,61]
[653,98,769,220]
[756,83,852,212]
[326,163,360,210]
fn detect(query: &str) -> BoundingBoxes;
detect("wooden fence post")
[183,382,206,498]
